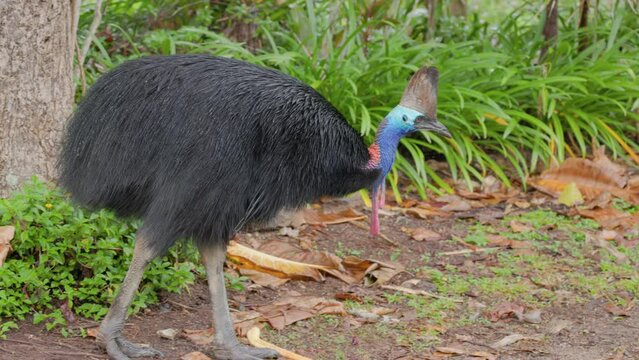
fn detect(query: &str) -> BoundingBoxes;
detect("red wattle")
[366,143,381,169]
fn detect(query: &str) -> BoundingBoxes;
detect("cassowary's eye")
[402,115,408,122]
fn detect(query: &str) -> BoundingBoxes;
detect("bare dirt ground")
[3,198,639,360]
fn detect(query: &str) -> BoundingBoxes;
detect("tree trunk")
[0,1,77,196]
[425,0,438,41]
[578,0,589,51]
[539,0,559,61]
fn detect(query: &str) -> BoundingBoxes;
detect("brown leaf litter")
[0,225,15,267]
[226,240,404,287]
[528,147,639,204]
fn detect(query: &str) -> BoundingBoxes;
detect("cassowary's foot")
[213,342,280,360]
[98,331,164,360]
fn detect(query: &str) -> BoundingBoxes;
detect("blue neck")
[373,121,403,187]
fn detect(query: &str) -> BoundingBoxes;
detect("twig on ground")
[438,247,500,256]
[4,338,35,346]
[167,299,199,311]
[5,337,91,354]
[0,346,15,354]
[380,285,463,303]
[46,350,106,358]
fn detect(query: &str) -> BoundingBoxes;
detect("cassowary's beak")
[414,116,451,138]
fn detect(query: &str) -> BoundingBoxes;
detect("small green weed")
[462,224,493,246]
[225,273,249,291]
[334,242,362,258]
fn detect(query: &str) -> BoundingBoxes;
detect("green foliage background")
[78,0,639,199]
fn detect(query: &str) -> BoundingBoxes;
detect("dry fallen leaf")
[471,351,497,360]
[546,319,572,335]
[438,195,473,212]
[257,295,346,330]
[434,346,466,355]
[528,148,636,204]
[247,327,310,360]
[228,241,404,287]
[490,334,540,349]
[578,207,639,231]
[227,241,338,282]
[181,352,213,360]
[86,327,100,338]
[362,260,405,287]
[604,302,633,317]
[434,346,496,360]
[182,328,214,345]
[403,227,442,242]
[274,207,365,228]
[487,302,525,322]
[335,292,363,303]
[509,220,533,233]
[232,310,264,337]
[301,208,366,225]
[0,225,15,267]
[487,234,531,249]
[237,269,289,287]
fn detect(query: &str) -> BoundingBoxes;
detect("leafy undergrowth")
[0,179,201,337]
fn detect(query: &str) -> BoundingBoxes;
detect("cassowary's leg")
[98,234,164,360]
[370,188,380,236]
[200,243,279,360]
[378,182,386,208]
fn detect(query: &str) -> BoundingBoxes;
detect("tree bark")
[0,1,77,196]
[539,0,559,61]
[425,0,438,41]
[578,0,589,51]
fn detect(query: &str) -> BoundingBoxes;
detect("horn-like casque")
[399,67,438,119]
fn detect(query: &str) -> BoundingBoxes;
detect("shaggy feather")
[60,55,380,253]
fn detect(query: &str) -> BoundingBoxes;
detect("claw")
[117,337,164,358]
[98,332,163,360]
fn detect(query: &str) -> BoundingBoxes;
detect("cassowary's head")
[382,66,451,139]
[382,105,450,138]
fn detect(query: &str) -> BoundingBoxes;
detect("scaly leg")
[200,243,279,360]
[378,182,386,208]
[370,188,380,236]
[97,234,164,360]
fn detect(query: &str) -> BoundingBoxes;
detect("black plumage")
[60,55,380,252]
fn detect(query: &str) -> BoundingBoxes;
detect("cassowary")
[59,55,450,360]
